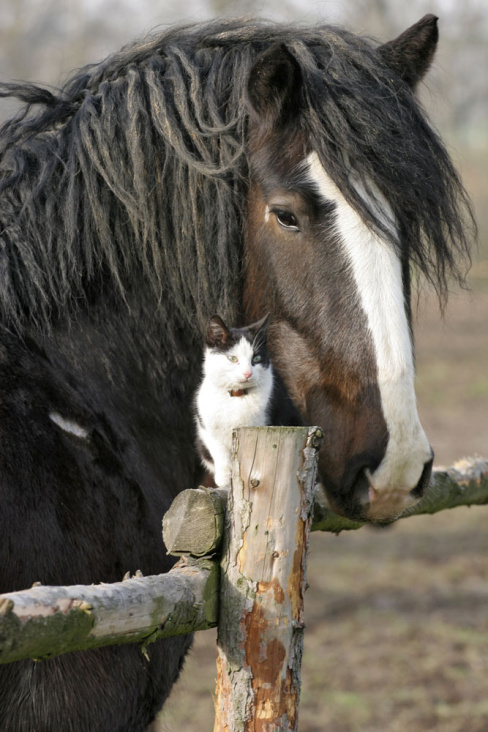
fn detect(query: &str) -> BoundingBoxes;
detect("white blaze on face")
[307,152,432,520]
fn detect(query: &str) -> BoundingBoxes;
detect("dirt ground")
[161,286,488,732]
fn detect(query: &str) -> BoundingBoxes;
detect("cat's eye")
[252,355,262,365]
[227,355,238,363]
[273,209,299,232]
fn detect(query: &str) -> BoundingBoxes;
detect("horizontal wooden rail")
[164,456,488,554]
[0,455,486,666]
[0,557,218,665]
[313,456,488,532]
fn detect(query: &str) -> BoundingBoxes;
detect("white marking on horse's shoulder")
[49,412,90,440]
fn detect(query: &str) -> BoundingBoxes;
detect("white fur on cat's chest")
[197,380,272,435]
[196,374,273,486]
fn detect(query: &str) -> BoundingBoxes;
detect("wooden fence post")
[213,426,322,732]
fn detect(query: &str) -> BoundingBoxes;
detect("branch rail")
[0,446,486,672]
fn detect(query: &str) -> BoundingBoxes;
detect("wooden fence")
[0,426,487,730]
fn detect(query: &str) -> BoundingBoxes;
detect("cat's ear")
[207,315,231,348]
[252,313,270,333]
[247,313,270,346]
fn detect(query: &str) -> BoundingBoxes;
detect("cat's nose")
[243,368,252,380]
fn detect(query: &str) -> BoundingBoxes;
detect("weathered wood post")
[214,426,322,731]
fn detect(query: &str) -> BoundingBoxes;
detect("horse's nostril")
[352,462,380,509]
[410,453,434,499]
[344,453,382,494]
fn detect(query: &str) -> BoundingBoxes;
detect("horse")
[0,14,474,731]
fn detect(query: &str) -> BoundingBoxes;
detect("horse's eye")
[273,209,299,231]
[227,355,238,363]
[252,355,262,365]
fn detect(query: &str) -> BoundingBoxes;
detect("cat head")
[204,314,271,390]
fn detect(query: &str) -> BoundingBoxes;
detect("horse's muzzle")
[321,451,434,524]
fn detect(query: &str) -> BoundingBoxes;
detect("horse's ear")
[207,315,230,348]
[247,44,302,124]
[378,14,439,89]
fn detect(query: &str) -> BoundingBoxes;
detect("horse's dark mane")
[0,18,474,338]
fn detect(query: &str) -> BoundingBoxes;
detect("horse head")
[243,17,444,522]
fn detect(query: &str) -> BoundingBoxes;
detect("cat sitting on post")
[195,314,273,487]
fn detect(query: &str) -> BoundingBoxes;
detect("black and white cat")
[195,314,273,487]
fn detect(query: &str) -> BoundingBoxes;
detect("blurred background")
[1,1,486,730]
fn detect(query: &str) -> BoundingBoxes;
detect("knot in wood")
[309,428,324,450]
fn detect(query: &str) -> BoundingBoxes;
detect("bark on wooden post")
[214,426,322,732]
